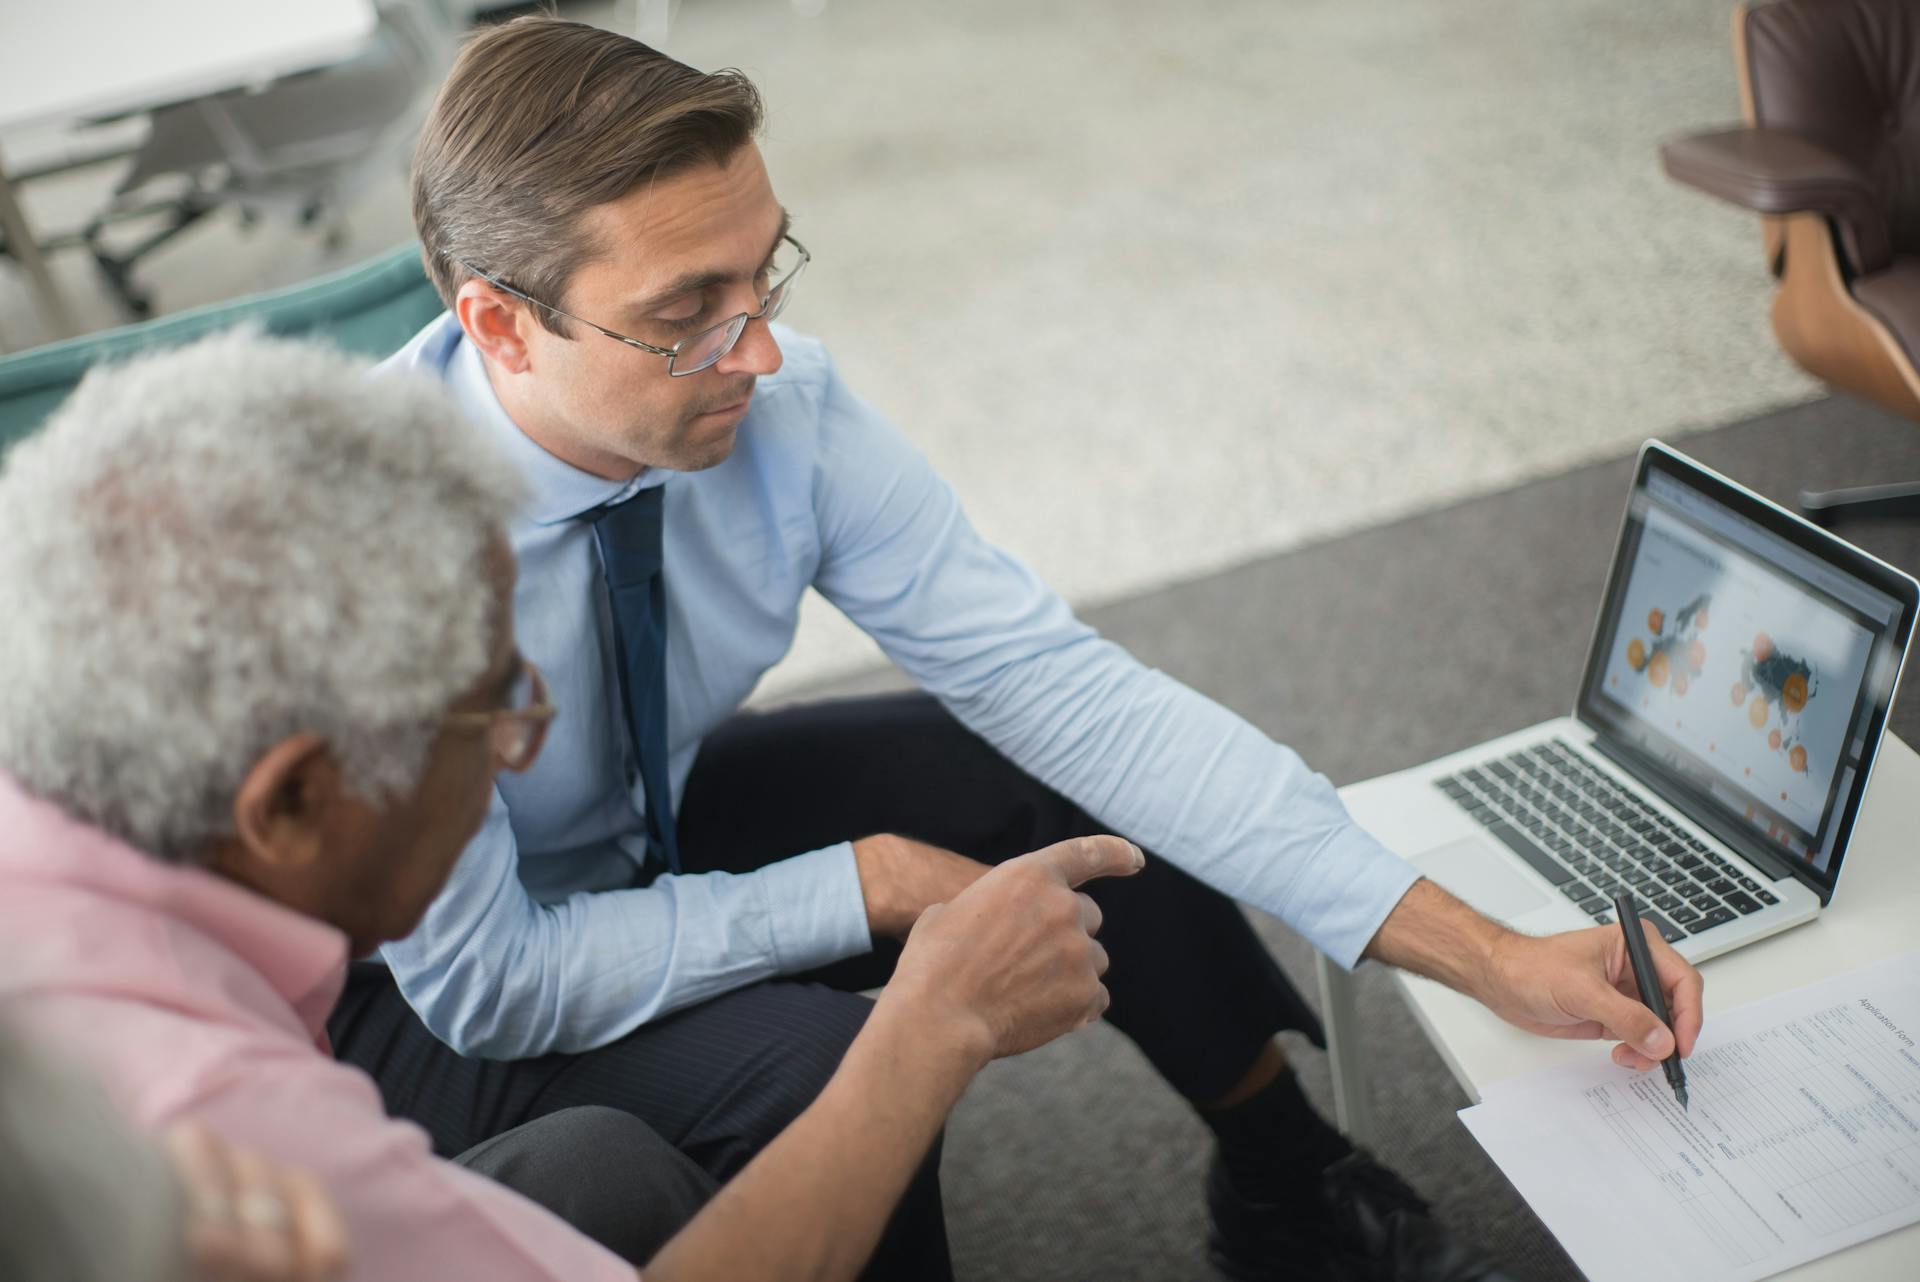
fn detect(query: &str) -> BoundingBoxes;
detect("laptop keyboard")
[1433,739,1779,943]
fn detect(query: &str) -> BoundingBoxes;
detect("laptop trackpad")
[1412,837,1554,921]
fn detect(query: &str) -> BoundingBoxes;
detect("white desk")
[1319,733,1920,1280]
[0,1,378,339]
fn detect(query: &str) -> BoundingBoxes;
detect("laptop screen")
[1577,445,1914,895]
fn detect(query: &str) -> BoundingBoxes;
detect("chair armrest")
[1660,126,1890,275]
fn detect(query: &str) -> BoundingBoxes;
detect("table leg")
[0,145,78,341]
[1317,952,1376,1146]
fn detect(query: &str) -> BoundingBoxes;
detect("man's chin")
[675,432,742,473]
[671,411,747,470]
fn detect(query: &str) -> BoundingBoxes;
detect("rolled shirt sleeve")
[807,366,1421,969]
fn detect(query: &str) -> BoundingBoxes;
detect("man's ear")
[455,280,534,375]
[227,733,337,872]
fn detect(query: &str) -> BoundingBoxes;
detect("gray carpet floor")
[800,394,1920,1281]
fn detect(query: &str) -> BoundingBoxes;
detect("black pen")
[1611,890,1689,1111]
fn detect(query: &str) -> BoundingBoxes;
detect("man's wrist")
[1363,877,1512,1004]
[850,833,904,937]
[864,980,994,1090]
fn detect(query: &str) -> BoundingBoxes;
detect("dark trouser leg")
[329,964,951,1281]
[452,1107,716,1265]
[675,690,1322,1103]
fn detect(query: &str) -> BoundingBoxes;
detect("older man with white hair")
[0,330,1139,1282]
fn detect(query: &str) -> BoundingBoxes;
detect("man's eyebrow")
[628,208,793,313]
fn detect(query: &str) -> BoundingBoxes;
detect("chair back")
[1740,0,1920,260]
[0,244,444,454]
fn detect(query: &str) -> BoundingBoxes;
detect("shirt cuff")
[756,841,874,974]
[1286,824,1424,971]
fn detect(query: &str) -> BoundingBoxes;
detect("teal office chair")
[0,243,445,454]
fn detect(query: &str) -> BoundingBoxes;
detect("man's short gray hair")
[0,330,525,864]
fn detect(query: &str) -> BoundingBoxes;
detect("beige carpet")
[0,0,1820,701]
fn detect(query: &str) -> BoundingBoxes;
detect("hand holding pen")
[1443,887,1704,1070]
[1613,889,1695,1109]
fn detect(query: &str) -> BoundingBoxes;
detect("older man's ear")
[220,733,336,875]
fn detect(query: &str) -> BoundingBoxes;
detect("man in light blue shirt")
[333,17,1702,1282]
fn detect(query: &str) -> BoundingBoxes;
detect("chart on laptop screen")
[1598,506,1874,848]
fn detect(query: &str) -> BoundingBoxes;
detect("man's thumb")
[1592,982,1674,1059]
[1030,835,1146,888]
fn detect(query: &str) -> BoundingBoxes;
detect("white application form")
[1459,953,1920,1282]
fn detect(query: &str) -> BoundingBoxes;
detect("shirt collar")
[0,771,349,1043]
[446,333,673,526]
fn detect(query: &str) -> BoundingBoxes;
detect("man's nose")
[716,313,783,379]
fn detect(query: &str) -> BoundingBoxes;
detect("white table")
[0,1,378,339]
[1319,733,1920,1280]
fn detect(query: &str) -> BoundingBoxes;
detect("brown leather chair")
[1661,0,1920,525]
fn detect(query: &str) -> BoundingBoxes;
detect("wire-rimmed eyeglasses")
[443,660,555,773]
[451,235,809,377]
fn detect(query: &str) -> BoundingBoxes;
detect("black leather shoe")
[1206,1147,1516,1282]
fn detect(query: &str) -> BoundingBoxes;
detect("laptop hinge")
[1587,736,1812,893]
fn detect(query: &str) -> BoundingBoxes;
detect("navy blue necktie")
[588,485,681,875]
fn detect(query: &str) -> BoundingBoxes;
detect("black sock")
[1201,1069,1354,1206]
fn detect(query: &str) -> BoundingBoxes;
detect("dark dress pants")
[678,691,1324,1101]
[452,1107,716,1266]
[332,691,1322,1279]
[331,966,943,1279]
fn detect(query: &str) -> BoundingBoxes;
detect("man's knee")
[455,1105,716,1264]
[723,982,873,1116]
[676,983,874,1178]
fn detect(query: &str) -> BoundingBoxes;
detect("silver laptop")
[1343,441,1918,960]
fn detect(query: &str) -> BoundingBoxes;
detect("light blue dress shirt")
[376,313,1421,1059]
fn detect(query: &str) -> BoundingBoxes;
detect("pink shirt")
[0,774,637,1282]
